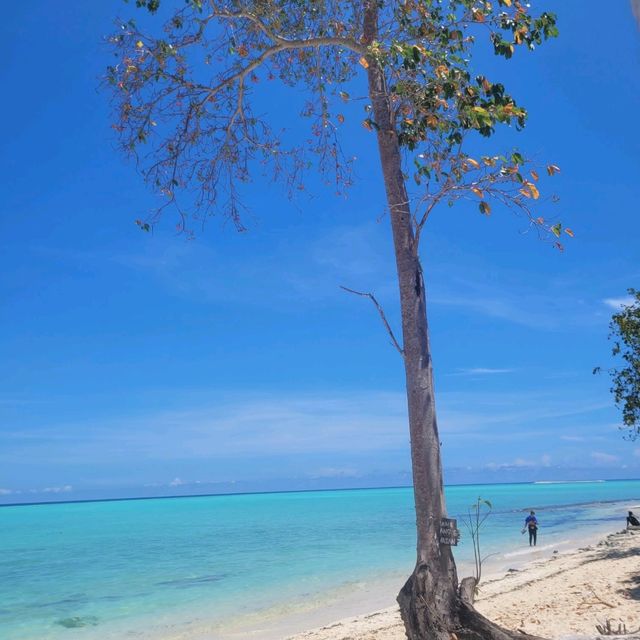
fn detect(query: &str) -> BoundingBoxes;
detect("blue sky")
[1,1,639,504]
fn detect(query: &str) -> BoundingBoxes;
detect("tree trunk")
[362,3,543,640]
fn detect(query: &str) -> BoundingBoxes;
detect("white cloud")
[634,448,640,458]
[590,451,619,465]
[602,296,635,310]
[169,477,186,487]
[451,368,514,376]
[0,488,13,495]
[309,467,360,479]
[560,435,586,442]
[486,457,535,470]
[42,485,72,494]
[486,454,552,471]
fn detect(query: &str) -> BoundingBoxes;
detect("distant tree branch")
[340,285,404,357]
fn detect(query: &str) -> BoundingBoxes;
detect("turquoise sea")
[2,480,640,640]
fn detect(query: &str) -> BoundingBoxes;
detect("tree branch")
[340,285,404,357]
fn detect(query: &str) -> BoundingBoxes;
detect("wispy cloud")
[450,367,515,376]
[602,296,635,310]
[590,451,619,464]
[560,435,586,442]
[41,485,72,494]
[485,453,551,471]
[0,391,410,465]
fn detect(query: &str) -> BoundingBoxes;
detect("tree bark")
[362,3,543,640]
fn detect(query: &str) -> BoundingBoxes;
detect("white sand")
[287,529,640,640]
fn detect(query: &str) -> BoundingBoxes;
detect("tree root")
[398,570,548,640]
[455,598,546,640]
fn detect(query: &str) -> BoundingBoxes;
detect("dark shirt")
[525,515,538,529]
[628,514,640,526]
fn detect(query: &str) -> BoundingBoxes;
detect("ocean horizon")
[2,479,640,639]
[0,476,630,509]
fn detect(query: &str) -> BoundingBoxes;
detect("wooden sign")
[439,517,460,546]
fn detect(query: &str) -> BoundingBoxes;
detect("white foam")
[501,540,571,559]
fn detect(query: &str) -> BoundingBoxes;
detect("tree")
[106,1,565,638]
[602,289,640,439]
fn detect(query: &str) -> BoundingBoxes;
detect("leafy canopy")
[108,0,566,245]
[604,290,640,438]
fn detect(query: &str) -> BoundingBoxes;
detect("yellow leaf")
[362,120,373,131]
[359,57,369,69]
[530,169,539,181]
[519,188,532,199]
[565,228,575,237]
[337,114,345,124]
[466,158,480,168]
[527,182,540,200]
[136,40,144,49]
[471,186,484,198]
[503,0,512,5]
[435,65,449,79]
[547,164,561,176]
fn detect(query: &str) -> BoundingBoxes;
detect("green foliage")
[125,0,161,13]
[462,496,493,584]
[107,0,563,240]
[606,289,640,438]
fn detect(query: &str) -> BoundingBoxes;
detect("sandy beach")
[287,529,640,640]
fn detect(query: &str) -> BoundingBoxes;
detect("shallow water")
[1,480,639,639]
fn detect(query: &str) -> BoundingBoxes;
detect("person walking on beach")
[523,510,538,546]
[627,511,640,527]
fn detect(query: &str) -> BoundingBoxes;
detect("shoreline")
[280,528,640,640]
[205,513,631,640]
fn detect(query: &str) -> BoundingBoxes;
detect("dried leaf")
[359,56,369,69]
[479,201,491,215]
